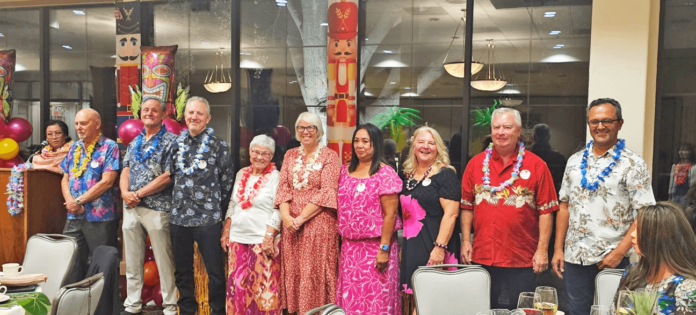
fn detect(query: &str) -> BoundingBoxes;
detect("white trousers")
[122,205,177,315]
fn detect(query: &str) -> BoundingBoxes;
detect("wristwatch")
[265,232,275,238]
[75,198,82,205]
[379,244,390,252]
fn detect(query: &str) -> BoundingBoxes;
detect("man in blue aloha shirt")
[60,108,120,283]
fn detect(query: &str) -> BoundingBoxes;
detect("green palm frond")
[175,83,190,121]
[129,85,142,118]
[2,85,10,119]
[472,99,499,127]
[371,107,421,143]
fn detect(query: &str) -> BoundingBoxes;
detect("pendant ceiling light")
[471,39,507,91]
[499,82,523,106]
[443,12,483,78]
[204,50,232,93]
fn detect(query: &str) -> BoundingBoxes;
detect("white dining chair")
[594,268,625,307]
[304,303,340,315]
[412,264,491,315]
[50,273,104,315]
[21,234,78,301]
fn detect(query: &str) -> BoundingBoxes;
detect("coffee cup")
[2,263,23,277]
[0,285,6,295]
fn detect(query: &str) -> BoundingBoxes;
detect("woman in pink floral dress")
[336,123,403,314]
[275,112,341,315]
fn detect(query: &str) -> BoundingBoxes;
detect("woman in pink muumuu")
[335,123,402,314]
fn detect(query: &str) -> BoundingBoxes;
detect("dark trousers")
[170,223,225,315]
[63,219,119,284]
[564,257,630,315]
[85,246,120,315]
[483,265,536,310]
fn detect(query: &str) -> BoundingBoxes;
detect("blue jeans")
[170,223,226,315]
[564,257,630,315]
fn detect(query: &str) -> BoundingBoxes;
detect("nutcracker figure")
[327,0,358,164]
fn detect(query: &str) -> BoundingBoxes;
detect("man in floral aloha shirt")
[551,98,656,315]
[60,108,120,283]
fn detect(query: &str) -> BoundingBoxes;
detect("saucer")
[0,294,10,303]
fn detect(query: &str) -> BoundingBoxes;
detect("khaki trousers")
[122,205,177,315]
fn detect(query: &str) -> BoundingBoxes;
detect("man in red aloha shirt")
[460,107,559,310]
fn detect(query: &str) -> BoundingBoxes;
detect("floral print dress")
[619,265,696,314]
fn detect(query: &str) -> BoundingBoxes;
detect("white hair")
[249,134,275,155]
[491,107,522,128]
[185,96,211,115]
[294,111,324,140]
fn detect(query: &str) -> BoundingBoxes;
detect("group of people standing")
[32,95,696,315]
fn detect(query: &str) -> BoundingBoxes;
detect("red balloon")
[6,117,32,143]
[118,119,144,146]
[151,284,163,307]
[143,261,159,287]
[1,156,23,168]
[0,119,7,138]
[141,284,154,303]
[162,118,182,135]
[144,250,155,262]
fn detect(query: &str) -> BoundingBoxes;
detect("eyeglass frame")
[46,131,65,138]
[587,118,621,127]
[296,125,318,133]
[250,149,273,158]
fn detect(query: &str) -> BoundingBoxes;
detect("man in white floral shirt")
[551,98,656,315]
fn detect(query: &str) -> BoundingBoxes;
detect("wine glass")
[534,286,559,315]
[518,292,540,315]
[590,305,611,315]
[616,290,634,315]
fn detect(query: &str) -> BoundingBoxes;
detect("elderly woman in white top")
[220,134,281,315]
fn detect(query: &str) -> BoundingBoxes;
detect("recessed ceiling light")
[73,10,85,15]
[320,23,328,26]
[276,0,287,6]
[404,87,411,90]
[553,44,565,49]
[289,80,297,84]
[402,92,418,97]
[110,55,116,58]
[549,30,561,35]
[389,81,397,85]
[0,33,4,38]
[365,38,369,41]
[383,50,393,54]
[364,91,373,97]
[62,45,72,50]
[544,11,556,17]
[201,41,210,46]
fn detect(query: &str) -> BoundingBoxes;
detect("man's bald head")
[75,108,102,141]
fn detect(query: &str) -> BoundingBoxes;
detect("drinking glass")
[616,290,634,315]
[590,305,611,315]
[518,292,540,315]
[534,286,559,315]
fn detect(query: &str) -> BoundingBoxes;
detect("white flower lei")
[176,128,213,175]
[292,145,322,190]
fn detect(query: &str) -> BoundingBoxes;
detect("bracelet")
[265,232,275,238]
[433,241,448,250]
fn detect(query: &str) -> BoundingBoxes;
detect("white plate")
[0,294,9,303]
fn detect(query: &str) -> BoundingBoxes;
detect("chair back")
[22,234,78,301]
[304,303,340,315]
[412,264,491,315]
[50,273,105,315]
[325,305,346,315]
[594,268,625,306]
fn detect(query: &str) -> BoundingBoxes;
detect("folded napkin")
[0,274,48,286]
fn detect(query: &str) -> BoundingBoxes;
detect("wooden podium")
[0,168,67,265]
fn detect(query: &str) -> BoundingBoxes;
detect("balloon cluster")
[118,117,187,146]
[0,117,32,167]
[141,235,164,307]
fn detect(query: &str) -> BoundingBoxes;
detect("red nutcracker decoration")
[327,0,358,164]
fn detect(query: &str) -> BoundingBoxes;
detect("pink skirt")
[226,241,281,315]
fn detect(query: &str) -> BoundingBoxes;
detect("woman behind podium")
[30,120,73,174]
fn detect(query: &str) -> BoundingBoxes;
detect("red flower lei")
[675,163,692,186]
[236,162,276,209]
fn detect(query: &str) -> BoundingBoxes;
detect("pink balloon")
[118,119,144,146]
[0,119,7,138]
[141,285,154,303]
[1,156,23,168]
[162,118,182,135]
[151,284,163,307]
[6,117,32,143]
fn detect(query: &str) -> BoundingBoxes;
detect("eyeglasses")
[46,131,64,138]
[250,149,273,158]
[296,125,317,133]
[587,119,620,127]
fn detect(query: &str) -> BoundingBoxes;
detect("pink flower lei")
[236,162,276,209]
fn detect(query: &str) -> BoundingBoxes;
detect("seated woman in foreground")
[615,201,696,315]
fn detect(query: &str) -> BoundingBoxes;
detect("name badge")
[198,160,207,169]
[520,170,531,180]
[422,178,432,186]
[90,160,99,168]
[313,163,322,170]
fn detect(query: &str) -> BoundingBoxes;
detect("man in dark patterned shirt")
[166,96,233,315]
[120,98,178,315]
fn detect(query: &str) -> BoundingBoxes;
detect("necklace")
[176,128,213,175]
[133,126,167,163]
[292,146,322,190]
[41,141,72,159]
[71,132,102,178]
[482,142,525,193]
[405,164,433,191]
[237,163,276,209]
[580,139,625,191]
